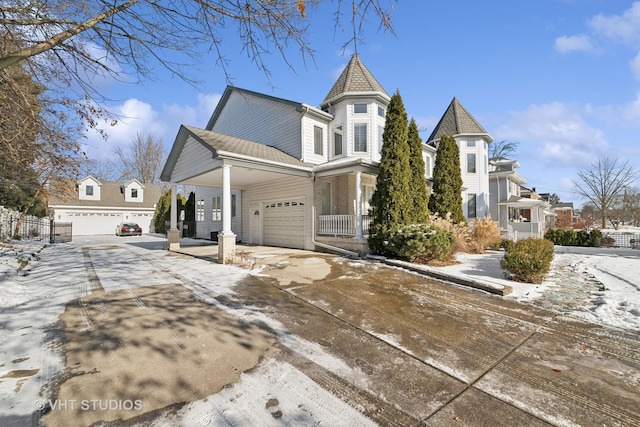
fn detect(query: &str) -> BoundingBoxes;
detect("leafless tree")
[573,157,638,229]
[113,133,164,183]
[489,139,519,160]
[0,1,394,88]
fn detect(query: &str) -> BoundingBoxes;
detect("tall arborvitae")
[407,118,429,223]
[428,134,465,224]
[369,90,412,252]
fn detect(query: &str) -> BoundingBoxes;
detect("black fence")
[1,207,72,243]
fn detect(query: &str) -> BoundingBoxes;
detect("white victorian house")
[161,54,493,261]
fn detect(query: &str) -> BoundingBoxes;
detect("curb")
[379,258,513,296]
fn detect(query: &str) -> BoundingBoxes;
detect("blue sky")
[83,0,640,206]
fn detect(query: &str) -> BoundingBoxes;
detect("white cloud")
[586,91,640,126]
[589,1,640,46]
[496,102,609,167]
[631,52,640,80]
[82,93,221,161]
[554,34,594,53]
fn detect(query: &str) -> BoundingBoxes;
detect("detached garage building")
[49,176,162,235]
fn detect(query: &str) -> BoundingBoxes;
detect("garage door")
[263,199,305,249]
[67,212,123,235]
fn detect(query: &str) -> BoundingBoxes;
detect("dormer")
[78,175,102,201]
[122,179,145,203]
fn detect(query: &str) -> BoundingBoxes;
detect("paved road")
[2,236,639,426]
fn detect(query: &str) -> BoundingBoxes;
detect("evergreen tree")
[407,118,429,223]
[369,90,412,252]
[428,134,465,224]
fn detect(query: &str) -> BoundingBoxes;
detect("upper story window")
[131,188,138,198]
[378,125,384,153]
[467,140,476,148]
[314,125,323,155]
[334,126,343,157]
[354,124,367,152]
[354,103,368,114]
[467,153,477,173]
[377,106,385,117]
[86,185,94,196]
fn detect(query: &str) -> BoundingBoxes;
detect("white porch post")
[167,183,181,250]
[354,171,364,239]
[218,164,236,263]
[222,164,232,234]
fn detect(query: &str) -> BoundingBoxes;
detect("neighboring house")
[425,98,492,221]
[48,176,162,235]
[551,202,575,227]
[160,54,493,258]
[488,159,551,239]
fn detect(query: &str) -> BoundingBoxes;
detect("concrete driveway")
[2,235,638,426]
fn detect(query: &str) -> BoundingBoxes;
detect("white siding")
[193,187,242,239]
[301,117,329,164]
[171,136,215,183]
[212,91,302,159]
[241,176,314,250]
[458,137,490,220]
[124,181,144,203]
[78,177,101,201]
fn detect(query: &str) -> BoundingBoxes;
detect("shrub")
[384,224,455,263]
[470,216,503,253]
[429,213,473,254]
[501,238,554,284]
[368,222,392,256]
[544,228,603,247]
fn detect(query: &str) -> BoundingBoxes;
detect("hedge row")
[543,228,602,247]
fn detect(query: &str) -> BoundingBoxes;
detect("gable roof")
[427,97,491,144]
[321,53,389,108]
[185,126,311,168]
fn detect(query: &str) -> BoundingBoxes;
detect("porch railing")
[318,215,372,236]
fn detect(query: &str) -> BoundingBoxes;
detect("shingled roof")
[321,53,389,107]
[183,126,311,168]
[427,97,490,144]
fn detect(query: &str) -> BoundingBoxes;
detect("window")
[314,126,323,155]
[212,196,221,221]
[86,185,93,196]
[321,182,331,215]
[354,124,367,152]
[467,140,476,148]
[361,185,374,215]
[196,200,205,221]
[467,153,476,173]
[378,126,384,152]
[484,154,488,175]
[354,103,367,114]
[334,127,343,156]
[468,193,477,218]
[378,106,385,117]
[231,194,237,217]
[131,188,138,198]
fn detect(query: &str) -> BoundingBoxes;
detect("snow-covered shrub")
[501,238,554,283]
[470,216,502,253]
[385,224,454,263]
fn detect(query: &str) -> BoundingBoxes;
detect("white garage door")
[67,212,123,235]
[263,199,305,249]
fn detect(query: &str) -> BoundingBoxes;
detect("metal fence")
[0,205,71,243]
[601,231,640,248]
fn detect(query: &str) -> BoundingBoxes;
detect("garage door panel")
[263,199,305,249]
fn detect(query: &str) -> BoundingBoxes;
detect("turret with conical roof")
[427,97,492,145]
[321,53,390,110]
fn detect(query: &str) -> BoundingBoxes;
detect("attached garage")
[263,199,305,249]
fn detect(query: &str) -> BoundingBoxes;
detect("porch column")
[167,183,181,250]
[354,171,364,239]
[218,164,236,263]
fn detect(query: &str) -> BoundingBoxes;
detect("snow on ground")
[436,247,640,332]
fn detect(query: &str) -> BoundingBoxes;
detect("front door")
[249,202,262,245]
